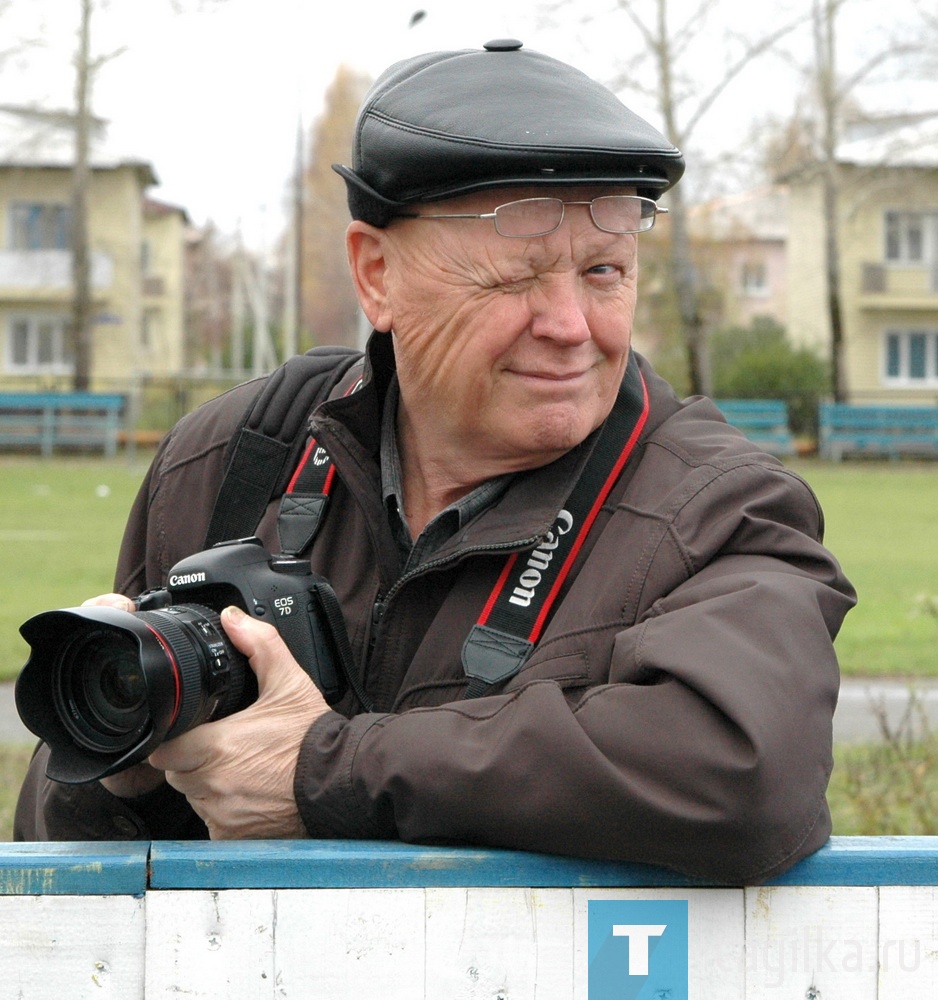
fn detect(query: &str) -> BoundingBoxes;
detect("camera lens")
[135,605,256,740]
[55,628,150,752]
[45,604,256,764]
[87,637,147,721]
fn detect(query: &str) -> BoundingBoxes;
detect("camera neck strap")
[205,347,364,550]
[461,353,649,697]
[279,352,649,699]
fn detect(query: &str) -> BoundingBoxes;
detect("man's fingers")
[81,593,135,611]
[220,605,312,691]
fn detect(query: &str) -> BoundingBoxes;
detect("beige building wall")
[689,187,790,333]
[786,176,828,353]
[788,164,938,403]
[0,162,186,387]
[88,166,145,381]
[140,202,187,374]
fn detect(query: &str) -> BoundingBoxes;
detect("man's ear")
[346,222,394,332]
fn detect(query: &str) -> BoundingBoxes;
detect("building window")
[884,329,938,386]
[4,315,73,374]
[740,260,768,297]
[141,309,161,350]
[8,203,72,250]
[884,210,938,265]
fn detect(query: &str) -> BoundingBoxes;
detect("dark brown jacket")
[16,338,855,883]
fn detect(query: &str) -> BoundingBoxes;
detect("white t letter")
[612,924,667,976]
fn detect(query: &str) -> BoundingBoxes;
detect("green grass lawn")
[0,456,149,683]
[789,460,938,677]
[0,455,935,841]
[0,455,935,681]
[1,737,935,839]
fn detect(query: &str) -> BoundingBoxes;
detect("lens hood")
[16,606,180,783]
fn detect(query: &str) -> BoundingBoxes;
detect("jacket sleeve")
[293,461,855,884]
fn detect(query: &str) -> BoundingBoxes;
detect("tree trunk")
[654,0,710,396]
[668,177,711,396]
[70,0,93,392]
[816,0,848,402]
[822,166,848,402]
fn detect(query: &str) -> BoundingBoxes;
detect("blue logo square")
[588,899,689,1000]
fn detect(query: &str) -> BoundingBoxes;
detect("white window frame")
[884,210,938,264]
[883,329,938,387]
[739,259,768,298]
[7,202,72,251]
[4,314,74,375]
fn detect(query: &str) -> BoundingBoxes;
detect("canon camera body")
[16,537,349,784]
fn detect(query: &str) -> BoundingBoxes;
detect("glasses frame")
[393,195,668,238]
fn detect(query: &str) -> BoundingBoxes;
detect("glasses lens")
[591,196,656,233]
[493,199,564,237]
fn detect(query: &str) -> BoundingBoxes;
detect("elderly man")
[16,41,854,883]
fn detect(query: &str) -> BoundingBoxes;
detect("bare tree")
[68,0,227,389]
[299,64,371,351]
[813,0,849,401]
[768,0,927,401]
[70,0,94,391]
[602,0,804,395]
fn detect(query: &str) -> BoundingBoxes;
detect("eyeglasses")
[394,195,667,238]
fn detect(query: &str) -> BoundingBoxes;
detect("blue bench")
[0,391,126,457]
[819,403,938,461]
[713,398,796,456]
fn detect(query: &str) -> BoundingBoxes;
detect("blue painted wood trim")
[4,837,938,894]
[768,836,938,886]
[148,836,938,891]
[148,840,719,890]
[0,842,149,896]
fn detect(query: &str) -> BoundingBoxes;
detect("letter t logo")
[612,924,667,976]
[588,900,688,998]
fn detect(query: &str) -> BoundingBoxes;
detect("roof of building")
[837,112,938,169]
[0,105,158,183]
[688,185,789,242]
[144,197,190,222]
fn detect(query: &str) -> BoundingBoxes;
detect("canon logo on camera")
[169,571,207,587]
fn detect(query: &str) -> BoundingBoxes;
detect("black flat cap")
[333,39,685,227]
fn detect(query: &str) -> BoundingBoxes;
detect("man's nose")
[528,278,591,344]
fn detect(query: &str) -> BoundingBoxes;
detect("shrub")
[710,319,830,437]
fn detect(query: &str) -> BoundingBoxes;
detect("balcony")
[858,261,938,311]
[0,249,114,295]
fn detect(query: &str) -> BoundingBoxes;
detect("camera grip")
[272,598,344,704]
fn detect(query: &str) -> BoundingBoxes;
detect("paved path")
[3,679,938,747]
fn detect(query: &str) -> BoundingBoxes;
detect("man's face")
[353,187,639,477]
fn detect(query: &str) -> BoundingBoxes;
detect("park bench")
[0,391,126,457]
[713,398,796,456]
[819,402,938,461]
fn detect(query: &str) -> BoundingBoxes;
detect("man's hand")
[147,605,331,840]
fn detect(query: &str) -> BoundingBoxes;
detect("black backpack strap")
[204,347,364,548]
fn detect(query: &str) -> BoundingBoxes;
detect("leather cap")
[333,39,684,226]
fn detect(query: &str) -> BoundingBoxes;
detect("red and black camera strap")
[461,353,649,696]
[277,352,649,699]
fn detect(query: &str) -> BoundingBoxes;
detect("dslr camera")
[16,537,349,784]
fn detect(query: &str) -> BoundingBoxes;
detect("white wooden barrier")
[1,837,937,998]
